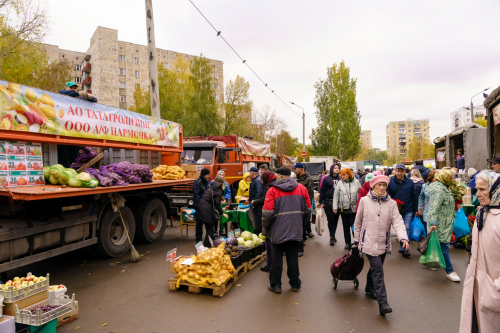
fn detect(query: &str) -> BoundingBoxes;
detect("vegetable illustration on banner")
[0,80,180,147]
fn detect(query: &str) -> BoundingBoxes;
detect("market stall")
[220,208,253,233]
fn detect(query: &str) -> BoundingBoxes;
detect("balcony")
[82,76,92,87]
[82,62,91,73]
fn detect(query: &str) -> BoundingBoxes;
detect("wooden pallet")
[168,263,247,298]
[246,252,266,271]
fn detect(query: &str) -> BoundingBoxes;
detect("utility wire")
[188,0,310,125]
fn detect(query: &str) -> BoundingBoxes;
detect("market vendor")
[236,172,251,203]
[58,81,98,102]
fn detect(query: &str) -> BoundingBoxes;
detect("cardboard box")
[56,301,79,328]
[186,171,200,179]
[181,164,202,173]
[3,290,48,317]
[169,255,191,273]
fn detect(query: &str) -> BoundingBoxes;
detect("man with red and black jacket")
[262,167,311,294]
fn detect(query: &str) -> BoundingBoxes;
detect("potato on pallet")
[151,165,185,180]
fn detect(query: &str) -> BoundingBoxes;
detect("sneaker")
[329,238,335,246]
[308,233,315,238]
[268,285,282,293]
[402,251,411,258]
[447,272,461,282]
[260,266,271,272]
[379,304,393,315]
[428,267,437,271]
[291,286,301,292]
[344,244,351,250]
[365,289,377,299]
[298,252,303,257]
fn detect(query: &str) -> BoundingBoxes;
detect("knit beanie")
[365,173,375,182]
[370,175,390,188]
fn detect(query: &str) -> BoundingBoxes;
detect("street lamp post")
[290,102,306,163]
[471,87,491,122]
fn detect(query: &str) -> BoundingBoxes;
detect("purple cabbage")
[86,161,152,187]
[227,237,238,247]
[213,238,225,247]
[70,147,98,169]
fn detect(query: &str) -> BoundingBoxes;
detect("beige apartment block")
[360,130,372,149]
[386,119,429,157]
[43,26,224,111]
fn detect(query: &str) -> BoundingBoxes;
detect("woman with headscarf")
[236,172,251,203]
[410,169,425,199]
[196,177,228,247]
[427,169,460,282]
[333,168,361,249]
[417,170,437,231]
[253,171,277,272]
[209,170,231,201]
[353,175,409,315]
[460,171,500,333]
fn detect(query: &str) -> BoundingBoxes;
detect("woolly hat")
[365,173,375,182]
[200,168,210,177]
[468,168,478,178]
[370,175,390,188]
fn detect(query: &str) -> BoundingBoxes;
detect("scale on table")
[227,203,239,211]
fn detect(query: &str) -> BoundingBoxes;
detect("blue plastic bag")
[410,216,424,242]
[453,208,470,239]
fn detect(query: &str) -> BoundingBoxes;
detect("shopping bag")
[246,207,259,231]
[453,208,470,239]
[418,232,446,269]
[410,216,424,242]
[417,233,431,255]
[315,207,325,236]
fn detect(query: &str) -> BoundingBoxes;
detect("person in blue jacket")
[455,149,465,171]
[193,168,210,243]
[249,166,266,235]
[387,164,418,258]
[467,168,479,194]
[209,170,231,201]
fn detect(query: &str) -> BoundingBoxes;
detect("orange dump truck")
[0,80,193,272]
[166,135,271,209]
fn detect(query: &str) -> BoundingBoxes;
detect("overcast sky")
[44,0,500,150]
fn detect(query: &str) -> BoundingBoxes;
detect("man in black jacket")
[294,163,315,248]
[249,167,266,235]
[196,178,228,247]
[318,163,341,245]
[193,168,210,243]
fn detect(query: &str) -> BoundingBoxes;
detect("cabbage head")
[241,231,253,241]
[237,237,244,245]
[253,239,262,246]
[244,240,254,248]
[258,233,266,241]
[78,172,92,181]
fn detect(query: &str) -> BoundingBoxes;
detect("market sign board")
[0,80,180,147]
[493,103,500,126]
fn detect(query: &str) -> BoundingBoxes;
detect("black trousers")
[195,218,203,243]
[203,222,215,248]
[270,241,301,288]
[340,212,356,246]
[324,200,340,239]
[366,254,388,306]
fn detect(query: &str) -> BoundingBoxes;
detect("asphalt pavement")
[9,222,467,333]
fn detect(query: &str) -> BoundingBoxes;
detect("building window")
[177,68,181,73]
[73,64,81,71]
[135,57,139,65]
[119,68,126,75]
[163,63,168,68]
[135,70,140,78]
[213,72,218,79]
[213,83,218,89]
[393,131,395,133]
[75,77,82,83]
[409,130,411,132]
[424,129,427,132]
[214,94,218,100]
[135,84,140,89]
[118,55,125,62]
[119,95,126,102]
[119,82,126,89]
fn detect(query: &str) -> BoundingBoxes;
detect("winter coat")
[252,179,276,207]
[468,170,480,194]
[209,180,231,201]
[413,165,430,182]
[353,190,408,256]
[249,175,266,202]
[319,164,340,204]
[356,182,371,211]
[192,176,209,208]
[262,178,311,244]
[387,175,418,215]
[236,173,251,202]
[418,183,431,222]
[455,154,465,170]
[196,182,224,224]
[427,181,455,243]
[332,178,361,212]
[411,176,425,199]
[360,174,367,186]
[459,211,500,333]
[296,171,314,199]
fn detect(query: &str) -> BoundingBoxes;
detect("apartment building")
[360,130,372,149]
[43,26,224,111]
[386,119,430,157]
[450,105,486,130]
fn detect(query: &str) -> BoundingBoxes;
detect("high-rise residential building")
[450,105,486,130]
[360,130,372,149]
[386,119,430,157]
[43,26,224,111]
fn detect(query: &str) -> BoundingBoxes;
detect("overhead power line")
[188,0,311,125]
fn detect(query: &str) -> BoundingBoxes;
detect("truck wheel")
[134,198,167,243]
[95,205,136,257]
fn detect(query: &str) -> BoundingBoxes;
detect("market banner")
[283,154,298,164]
[237,137,271,156]
[493,103,500,126]
[0,80,180,147]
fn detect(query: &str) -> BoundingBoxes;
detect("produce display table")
[0,179,193,201]
[220,208,254,233]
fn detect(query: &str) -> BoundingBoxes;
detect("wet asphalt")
[9,222,467,333]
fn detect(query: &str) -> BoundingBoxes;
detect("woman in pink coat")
[353,175,409,315]
[460,171,500,332]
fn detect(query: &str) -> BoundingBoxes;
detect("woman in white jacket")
[333,168,361,249]
[353,175,409,315]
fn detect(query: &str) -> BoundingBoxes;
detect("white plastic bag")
[315,207,325,236]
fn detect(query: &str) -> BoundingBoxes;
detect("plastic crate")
[230,252,244,269]
[0,274,49,303]
[15,294,75,326]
